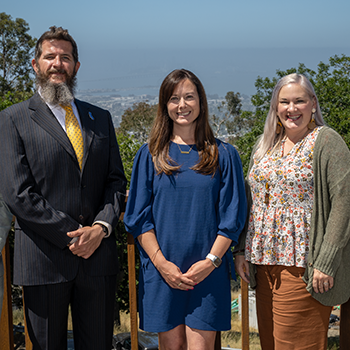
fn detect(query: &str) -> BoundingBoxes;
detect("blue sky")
[2,0,350,96]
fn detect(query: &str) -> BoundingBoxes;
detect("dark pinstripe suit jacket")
[0,93,127,286]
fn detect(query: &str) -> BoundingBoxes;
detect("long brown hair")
[148,69,218,175]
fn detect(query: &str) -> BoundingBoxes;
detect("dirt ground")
[328,307,340,338]
[13,317,341,350]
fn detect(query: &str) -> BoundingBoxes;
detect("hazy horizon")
[77,47,348,97]
[2,0,350,97]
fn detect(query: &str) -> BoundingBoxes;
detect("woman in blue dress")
[124,69,247,350]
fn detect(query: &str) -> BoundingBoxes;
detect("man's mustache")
[47,68,67,75]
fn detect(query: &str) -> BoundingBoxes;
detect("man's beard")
[35,66,77,106]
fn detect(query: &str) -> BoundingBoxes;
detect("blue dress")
[124,140,247,332]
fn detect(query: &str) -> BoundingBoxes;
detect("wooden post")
[340,300,350,349]
[0,237,14,350]
[127,232,139,350]
[17,192,251,350]
[124,193,139,350]
[241,279,249,350]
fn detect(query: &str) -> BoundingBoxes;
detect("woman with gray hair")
[235,73,350,349]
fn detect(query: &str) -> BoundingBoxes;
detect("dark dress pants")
[23,267,117,350]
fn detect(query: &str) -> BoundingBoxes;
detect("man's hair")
[35,26,79,63]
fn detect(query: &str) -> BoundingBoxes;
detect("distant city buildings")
[76,90,254,128]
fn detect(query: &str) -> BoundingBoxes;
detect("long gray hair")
[255,73,325,160]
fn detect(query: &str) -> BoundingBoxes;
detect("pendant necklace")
[177,143,194,154]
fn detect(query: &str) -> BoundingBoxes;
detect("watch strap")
[93,221,111,237]
[206,253,222,268]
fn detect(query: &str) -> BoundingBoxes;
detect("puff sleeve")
[124,144,155,238]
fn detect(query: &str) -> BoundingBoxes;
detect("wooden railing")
[0,233,252,350]
[9,211,350,349]
[0,236,14,350]
[3,230,350,350]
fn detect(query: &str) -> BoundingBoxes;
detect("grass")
[114,310,132,334]
[112,290,262,349]
[11,291,340,350]
[113,308,262,349]
[114,289,340,350]
[13,308,25,326]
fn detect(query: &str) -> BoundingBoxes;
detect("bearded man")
[0,26,126,350]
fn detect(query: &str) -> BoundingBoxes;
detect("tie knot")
[61,104,73,113]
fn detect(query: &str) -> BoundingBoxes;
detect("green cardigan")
[236,126,350,306]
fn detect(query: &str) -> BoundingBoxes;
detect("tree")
[210,91,244,139]
[118,101,157,144]
[116,132,142,189]
[0,14,36,316]
[0,12,36,101]
[0,91,22,111]
[114,132,141,317]
[313,55,350,146]
[234,55,350,175]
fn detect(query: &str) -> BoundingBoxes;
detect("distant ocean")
[77,86,160,98]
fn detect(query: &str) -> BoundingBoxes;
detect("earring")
[308,108,316,130]
[276,121,283,134]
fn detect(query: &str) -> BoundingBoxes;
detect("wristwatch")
[206,253,222,268]
[94,223,109,237]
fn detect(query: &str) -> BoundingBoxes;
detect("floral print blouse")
[245,127,322,267]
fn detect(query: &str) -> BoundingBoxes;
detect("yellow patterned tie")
[61,104,84,170]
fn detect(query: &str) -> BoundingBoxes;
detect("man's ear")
[32,59,39,74]
[74,61,81,74]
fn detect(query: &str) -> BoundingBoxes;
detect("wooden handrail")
[0,232,248,350]
[0,236,14,350]
[2,234,251,350]
[127,232,139,350]
[2,208,305,350]
[241,279,249,350]
[125,233,222,350]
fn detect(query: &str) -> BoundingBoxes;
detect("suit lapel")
[75,99,95,170]
[28,94,78,164]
